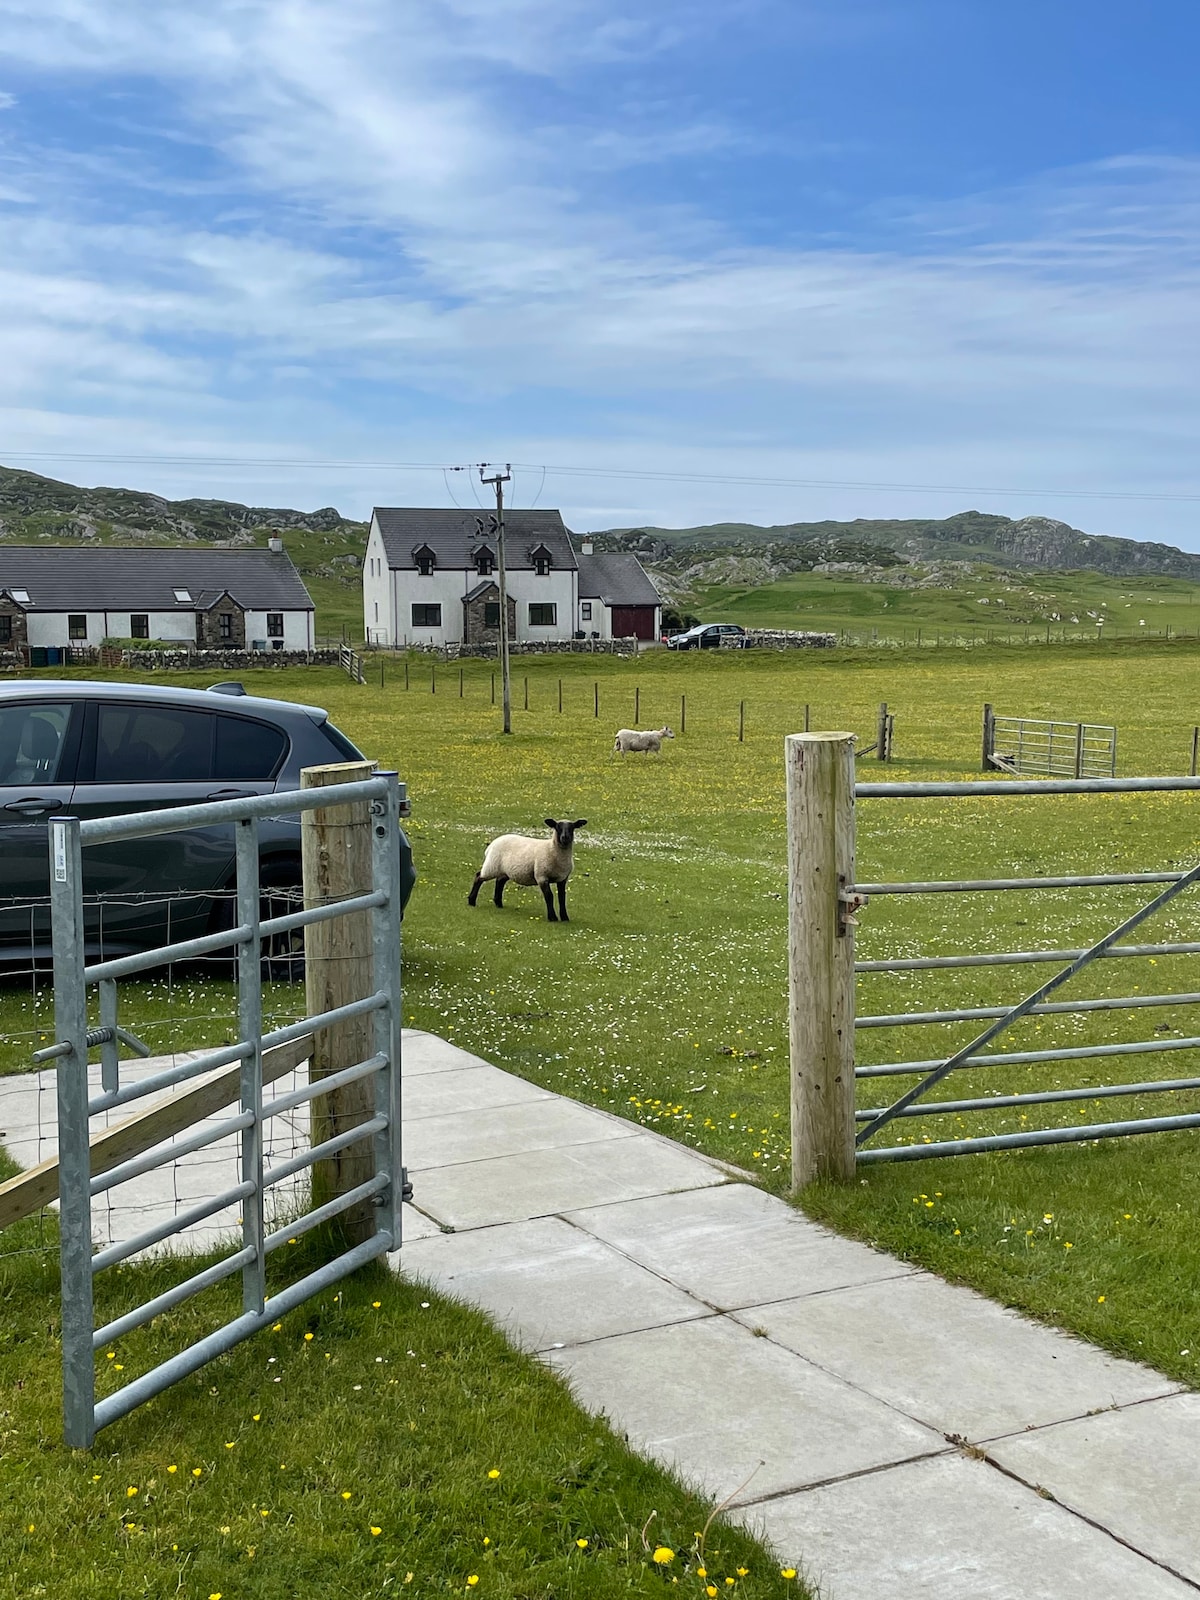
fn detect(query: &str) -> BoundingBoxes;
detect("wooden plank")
[0,1034,312,1233]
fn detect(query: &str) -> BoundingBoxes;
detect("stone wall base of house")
[398,637,638,660]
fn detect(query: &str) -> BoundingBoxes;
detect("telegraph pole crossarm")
[480,464,513,735]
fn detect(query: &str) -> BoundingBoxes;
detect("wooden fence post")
[876,702,889,762]
[1190,726,1198,778]
[739,700,745,742]
[459,667,464,698]
[981,703,994,772]
[301,760,380,1243]
[594,681,599,718]
[680,693,686,734]
[786,733,857,1188]
[1074,721,1085,779]
[635,685,640,723]
[558,678,563,714]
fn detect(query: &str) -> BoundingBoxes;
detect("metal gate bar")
[854,859,1200,1145]
[45,773,404,1448]
[858,990,1200,1027]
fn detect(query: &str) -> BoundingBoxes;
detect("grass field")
[3,639,1199,1592]
[695,564,1200,645]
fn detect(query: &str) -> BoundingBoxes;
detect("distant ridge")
[591,510,1200,582]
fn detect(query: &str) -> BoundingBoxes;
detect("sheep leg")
[540,881,559,922]
[493,875,508,908]
[467,873,484,906]
[556,881,569,922]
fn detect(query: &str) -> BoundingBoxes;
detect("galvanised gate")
[38,772,405,1448]
[785,734,1200,1184]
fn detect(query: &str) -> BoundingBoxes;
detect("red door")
[611,606,655,640]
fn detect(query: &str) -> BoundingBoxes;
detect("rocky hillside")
[593,511,1200,582]
[0,464,363,544]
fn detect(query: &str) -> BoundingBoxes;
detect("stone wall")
[743,630,838,650]
[403,637,638,660]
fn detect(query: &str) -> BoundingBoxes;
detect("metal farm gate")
[37,772,405,1448]
[785,734,1200,1184]
[983,704,1117,778]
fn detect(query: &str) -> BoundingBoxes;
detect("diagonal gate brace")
[856,857,1200,1147]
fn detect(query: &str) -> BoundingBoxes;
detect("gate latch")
[837,882,868,937]
[32,1025,152,1065]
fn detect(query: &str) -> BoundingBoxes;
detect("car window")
[0,702,73,786]
[214,715,288,782]
[92,705,215,784]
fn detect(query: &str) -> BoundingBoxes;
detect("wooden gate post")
[981,703,995,771]
[786,733,857,1188]
[301,760,379,1242]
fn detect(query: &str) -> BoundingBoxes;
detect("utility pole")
[480,463,513,734]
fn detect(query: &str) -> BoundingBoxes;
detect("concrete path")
[4,1030,1197,1595]
[396,1031,1200,1600]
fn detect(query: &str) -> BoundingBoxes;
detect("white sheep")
[612,725,675,757]
[467,817,588,923]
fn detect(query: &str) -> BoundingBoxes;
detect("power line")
[4,448,1200,506]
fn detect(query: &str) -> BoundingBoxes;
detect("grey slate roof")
[576,552,661,607]
[0,547,314,611]
[373,508,577,571]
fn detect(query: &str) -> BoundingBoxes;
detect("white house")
[363,510,664,648]
[575,539,662,641]
[363,508,579,647]
[0,540,315,656]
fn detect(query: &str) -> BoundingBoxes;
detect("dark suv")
[0,680,415,966]
[666,622,747,650]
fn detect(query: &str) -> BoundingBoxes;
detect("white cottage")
[0,541,315,657]
[363,508,579,647]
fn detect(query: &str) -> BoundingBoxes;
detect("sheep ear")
[573,819,588,829]
[544,818,557,829]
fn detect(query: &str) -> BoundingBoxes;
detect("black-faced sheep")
[467,818,588,922]
[613,725,674,757]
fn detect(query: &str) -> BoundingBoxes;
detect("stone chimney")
[268,533,283,554]
[581,537,594,556]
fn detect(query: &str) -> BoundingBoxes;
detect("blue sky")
[1,1,1199,542]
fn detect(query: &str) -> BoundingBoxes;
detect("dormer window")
[531,543,553,577]
[413,543,437,578]
[473,546,495,576]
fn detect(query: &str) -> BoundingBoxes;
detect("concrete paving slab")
[402,1031,494,1076]
[734,1450,1195,1600]
[546,1315,944,1504]
[399,1204,443,1242]
[730,1272,1178,1441]
[403,1064,553,1122]
[567,1183,910,1310]
[988,1393,1200,1586]
[398,1216,712,1350]
[404,1095,640,1172]
[411,1132,730,1231]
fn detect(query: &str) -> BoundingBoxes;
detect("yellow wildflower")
[652,1546,675,1565]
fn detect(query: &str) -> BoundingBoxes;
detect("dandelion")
[652,1546,675,1565]
[781,1570,797,1581]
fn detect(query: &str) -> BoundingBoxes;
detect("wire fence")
[1,888,311,1263]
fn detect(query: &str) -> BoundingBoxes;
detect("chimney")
[268,534,283,554]
[581,537,594,556]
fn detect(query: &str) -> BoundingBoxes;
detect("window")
[130,614,149,639]
[214,715,287,781]
[0,702,72,785]
[412,604,442,628]
[473,549,494,576]
[93,705,214,784]
[11,589,30,604]
[173,588,192,603]
[68,615,87,640]
[414,545,437,577]
[266,612,284,638]
[218,612,233,640]
[484,602,500,628]
[581,602,592,622]
[528,603,557,627]
[535,557,550,576]
[0,616,11,643]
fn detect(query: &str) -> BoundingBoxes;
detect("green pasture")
[2,640,1199,1584]
[695,565,1200,645]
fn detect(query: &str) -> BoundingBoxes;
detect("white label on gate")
[53,823,67,882]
